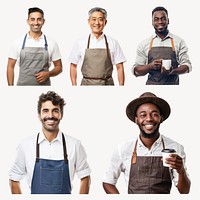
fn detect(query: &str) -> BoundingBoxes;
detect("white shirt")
[8,33,62,66]
[132,32,192,72]
[68,33,126,66]
[9,131,91,190]
[102,134,189,188]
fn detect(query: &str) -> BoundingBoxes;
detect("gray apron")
[81,34,114,85]
[128,138,172,194]
[146,37,179,85]
[17,34,51,86]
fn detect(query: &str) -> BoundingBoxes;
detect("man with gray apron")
[7,7,62,86]
[69,7,125,86]
[81,34,114,85]
[133,6,192,85]
[17,33,51,85]
[102,92,191,194]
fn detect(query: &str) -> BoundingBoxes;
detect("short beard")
[139,124,160,139]
[140,129,159,139]
[155,27,168,36]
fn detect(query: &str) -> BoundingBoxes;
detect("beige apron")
[146,37,179,85]
[128,138,172,194]
[81,34,114,85]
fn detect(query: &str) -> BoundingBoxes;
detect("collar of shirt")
[90,32,105,41]
[153,31,173,41]
[137,134,163,150]
[38,130,62,144]
[27,32,45,42]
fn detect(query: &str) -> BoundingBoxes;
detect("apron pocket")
[40,167,63,186]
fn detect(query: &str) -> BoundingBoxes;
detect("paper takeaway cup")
[162,59,172,70]
[162,149,176,167]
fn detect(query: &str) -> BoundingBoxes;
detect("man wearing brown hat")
[102,92,191,194]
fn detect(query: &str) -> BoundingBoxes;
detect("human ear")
[135,117,138,124]
[38,113,42,121]
[160,116,164,123]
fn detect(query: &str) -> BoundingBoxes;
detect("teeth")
[46,120,55,123]
[144,124,154,129]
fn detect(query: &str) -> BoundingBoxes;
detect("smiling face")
[88,11,107,38]
[38,100,62,133]
[27,11,45,34]
[152,10,169,37]
[135,103,163,139]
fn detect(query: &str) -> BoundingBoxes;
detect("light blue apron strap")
[44,35,48,50]
[21,34,28,49]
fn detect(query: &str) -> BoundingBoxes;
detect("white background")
[0,0,199,199]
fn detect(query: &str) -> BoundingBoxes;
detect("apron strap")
[22,34,28,49]
[149,37,175,51]
[149,38,154,50]
[170,38,175,51]
[36,132,68,163]
[104,35,111,60]
[87,34,111,59]
[87,34,91,49]
[44,35,48,50]
[36,133,40,162]
[161,137,165,149]
[131,137,165,164]
[62,133,68,163]
[131,139,138,164]
[21,34,48,50]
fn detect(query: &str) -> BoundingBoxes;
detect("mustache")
[44,117,59,122]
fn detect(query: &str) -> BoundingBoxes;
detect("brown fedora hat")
[126,92,171,123]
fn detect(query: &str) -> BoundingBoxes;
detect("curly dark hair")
[37,91,66,115]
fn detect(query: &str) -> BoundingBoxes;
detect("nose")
[48,111,54,118]
[95,19,100,24]
[146,113,153,121]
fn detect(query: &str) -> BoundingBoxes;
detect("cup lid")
[162,149,176,153]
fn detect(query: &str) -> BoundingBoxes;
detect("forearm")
[70,63,77,85]
[177,170,191,194]
[103,182,120,194]
[79,176,90,194]
[49,59,63,77]
[9,180,22,194]
[116,63,125,85]
[134,64,153,77]
[7,68,14,85]
[171,65,189,75]
[7,58,16,85]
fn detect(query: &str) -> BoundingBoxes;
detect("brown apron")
[146,37,179,85]
[81,34,114,85]
[128,139,172,194]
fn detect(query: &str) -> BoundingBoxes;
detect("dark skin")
[134,10,189,77]
[103,103,191,194]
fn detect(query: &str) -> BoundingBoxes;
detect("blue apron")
[31,133,71,194]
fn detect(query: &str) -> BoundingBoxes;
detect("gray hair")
[88,7,107,19]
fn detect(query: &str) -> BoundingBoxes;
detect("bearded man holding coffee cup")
[132,6,192,85]
[103,92,191,194]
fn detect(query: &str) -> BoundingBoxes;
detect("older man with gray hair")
[69,7,126,86]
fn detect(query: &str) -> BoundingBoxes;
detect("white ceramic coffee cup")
[162,59,172,70]
[162,149,176,167]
